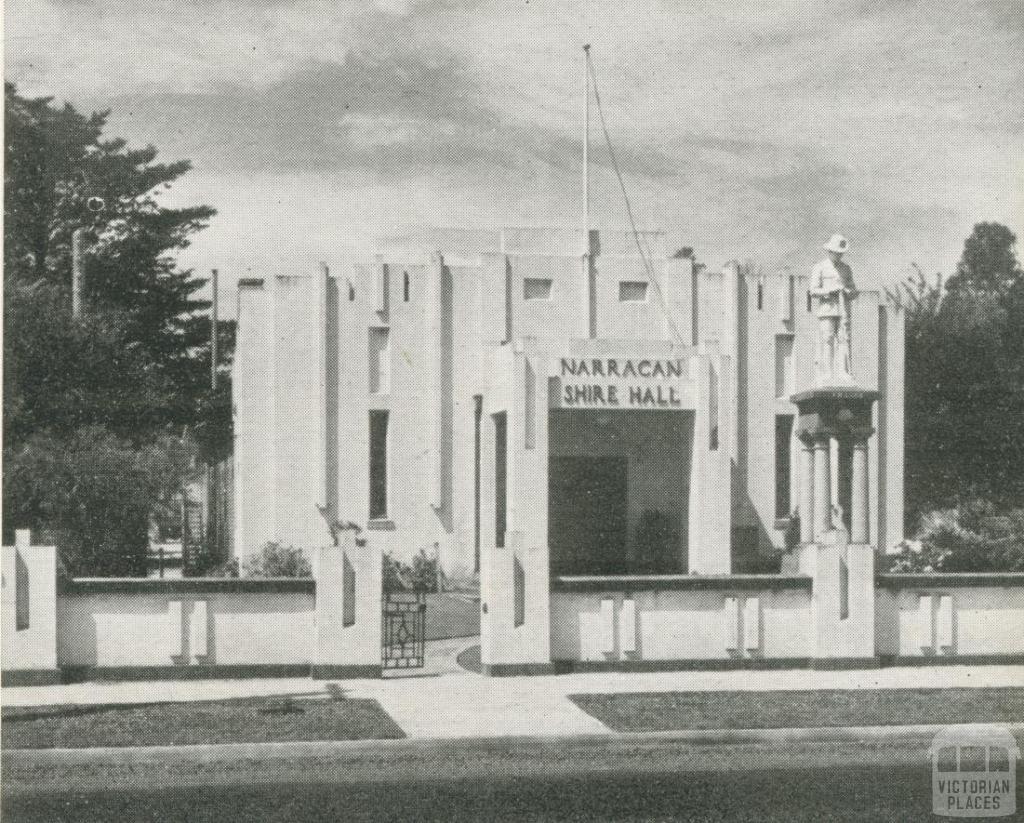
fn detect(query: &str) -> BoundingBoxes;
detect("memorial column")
[850,432,872,545]
[813,435,832,538]
[800,437,815,543]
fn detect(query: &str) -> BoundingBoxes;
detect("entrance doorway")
[549,456,628,575]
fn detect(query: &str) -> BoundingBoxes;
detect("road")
[5,735,992,822]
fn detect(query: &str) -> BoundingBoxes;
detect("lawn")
[424,593,480,641]
[2,695,405,748]
[569,687,1024,732]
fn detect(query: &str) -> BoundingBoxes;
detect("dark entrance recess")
[549,456,628,575]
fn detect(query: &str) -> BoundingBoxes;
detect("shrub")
[208,558,240,578]
[242,542,311,578]
[881,502,1024,573]
[382,552,410,593]
[383,548,441,593]
[3,427,190,577]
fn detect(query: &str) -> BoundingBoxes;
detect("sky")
[6,0,1023,311]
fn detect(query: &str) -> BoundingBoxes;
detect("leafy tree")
[3,83,231,571]
[946,222,1023,298]
[892,224,1024,527]
[4,82,231,433]
[3,281,174,444]
[4,427,191,576]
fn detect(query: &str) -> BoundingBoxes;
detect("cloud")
[5,0,1022,292]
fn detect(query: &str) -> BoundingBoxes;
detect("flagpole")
[583,43,590,245]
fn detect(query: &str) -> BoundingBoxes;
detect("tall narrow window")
[709,365,719,451]
[15,551,29,630]
[513,556,525,627]
[403,270,410,302]
[348,281,356,301]
[369,411,389,520]
[368,327,390,394]
[494,412,507,548]
[473,395,482,572]
[775,414,793,519]
[756,281,764,310]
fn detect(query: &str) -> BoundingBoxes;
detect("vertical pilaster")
[688,352,732,574]
[813,436,832,538]
[479,353,552,675]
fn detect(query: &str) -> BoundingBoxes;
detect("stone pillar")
[813,436,832,538]
[850,434,871,545]
[800,438,815,543]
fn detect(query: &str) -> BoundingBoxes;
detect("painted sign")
[556,357,688,409]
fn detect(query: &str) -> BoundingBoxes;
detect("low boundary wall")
[876,573,1024,665]
[551,575,814,669]
[1,532,381,685]
[5,531,1024,683]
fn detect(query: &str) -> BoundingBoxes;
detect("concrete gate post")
[313,532,382,678]
[480,348,553,676]
[1,530,60,685]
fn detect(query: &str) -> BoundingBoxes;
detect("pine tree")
[4,82,225,431]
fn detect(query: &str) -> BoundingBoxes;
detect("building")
[232,226,903,578]
[12,230,1024,684]
[230,226,907,672]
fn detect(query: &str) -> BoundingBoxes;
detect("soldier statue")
[810,234,857,382]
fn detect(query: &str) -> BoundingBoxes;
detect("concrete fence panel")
[876,574,1024,663]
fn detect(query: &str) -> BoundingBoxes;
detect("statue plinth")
[791,383,878,441]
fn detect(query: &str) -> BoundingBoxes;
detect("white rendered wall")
[876,585,1024,658]
[550,588,813,662]
[234,281,277,558]
[1,536,58,674]
[57,590,315,667]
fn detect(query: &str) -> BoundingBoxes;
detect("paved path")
[5,640,1024,740]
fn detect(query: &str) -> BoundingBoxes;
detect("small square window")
[989,747,1010,772]
[619,281,648,302]
[523,278,553,300]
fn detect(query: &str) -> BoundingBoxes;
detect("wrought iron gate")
[382,592,426,669]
